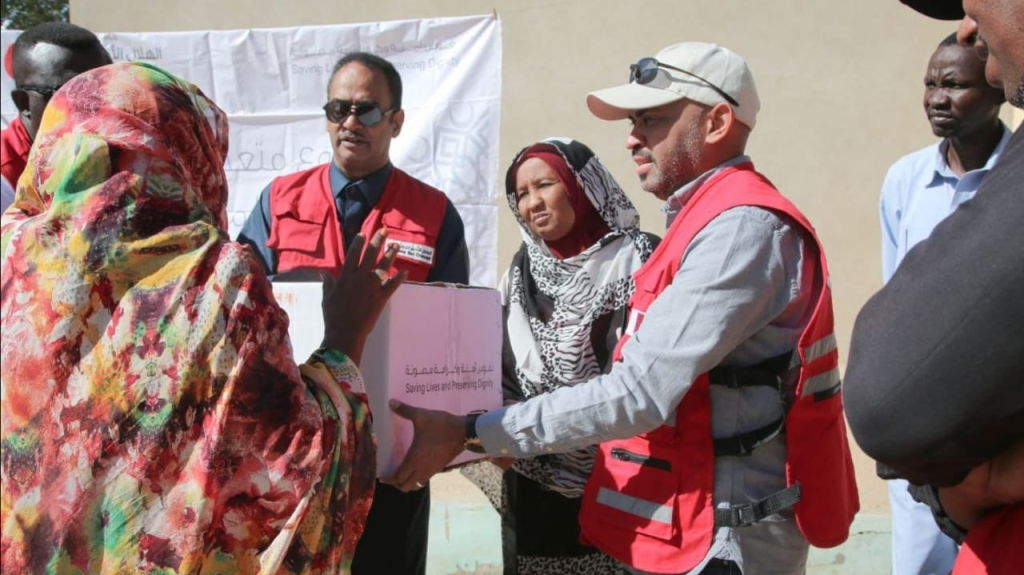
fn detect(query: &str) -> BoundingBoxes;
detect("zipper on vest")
[610,447,672,471]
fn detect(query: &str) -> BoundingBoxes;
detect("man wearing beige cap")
[383,42,859,575]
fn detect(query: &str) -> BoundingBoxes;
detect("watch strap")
[464,411,485,453]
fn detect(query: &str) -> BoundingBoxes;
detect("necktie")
[339,182,366,248]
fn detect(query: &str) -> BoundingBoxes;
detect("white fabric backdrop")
[1,15,502,286]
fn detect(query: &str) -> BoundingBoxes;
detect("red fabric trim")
[0,117,31,187]
[953,505,1024,575]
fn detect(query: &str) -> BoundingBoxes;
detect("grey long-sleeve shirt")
[477,156,820,575]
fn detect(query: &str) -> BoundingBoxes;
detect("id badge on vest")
[391,239,436,267]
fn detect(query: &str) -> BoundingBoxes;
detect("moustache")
[631,148,653,161]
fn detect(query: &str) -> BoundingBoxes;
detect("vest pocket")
[594,439,679,541]
[611,447,672,471]
[277,219,327,253]
[273,217,331,274]
[271,198,330,256]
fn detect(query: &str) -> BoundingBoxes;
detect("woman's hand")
[321,229,407,364]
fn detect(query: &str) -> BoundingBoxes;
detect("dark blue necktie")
[338,182,367,248]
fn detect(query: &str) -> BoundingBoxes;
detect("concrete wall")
[71,0,1017,523]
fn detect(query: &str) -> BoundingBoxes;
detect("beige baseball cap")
[587,42,760,129]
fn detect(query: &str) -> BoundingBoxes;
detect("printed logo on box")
[393,240,436,266]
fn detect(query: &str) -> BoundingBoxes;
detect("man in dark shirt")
[238,53,468,286]
[876,31,1007,575]
[238,52,469,575]
[846,0,1024,570]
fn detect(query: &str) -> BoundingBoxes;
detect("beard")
[1011,79,1024,109]
[639,119,706,200]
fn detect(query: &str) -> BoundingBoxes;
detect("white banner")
[1,15,502,286]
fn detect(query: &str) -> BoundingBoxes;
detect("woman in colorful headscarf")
[0,61,401,574]
[465,138,657,574]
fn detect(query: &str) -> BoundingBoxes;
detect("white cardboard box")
[271,281,503,477]
[270,282,326,364]
[361,282,502,477]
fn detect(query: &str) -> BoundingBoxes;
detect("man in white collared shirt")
[878,31,1006,575]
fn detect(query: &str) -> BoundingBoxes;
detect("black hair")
[14,21,108,56]
[12,22,111,74]
[328,52,403,110]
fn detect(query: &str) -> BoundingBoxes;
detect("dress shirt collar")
[663,154,751,225]
[329,161,392,206]
[929,122,1011,187]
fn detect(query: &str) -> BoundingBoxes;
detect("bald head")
[11,22,112,140]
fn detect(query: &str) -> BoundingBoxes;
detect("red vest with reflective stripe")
[579,163,859,573]
[266,164,447,281]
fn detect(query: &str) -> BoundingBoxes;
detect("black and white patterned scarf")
[502,137,655,496]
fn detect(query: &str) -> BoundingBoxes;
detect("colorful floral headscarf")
[1,62,375,574]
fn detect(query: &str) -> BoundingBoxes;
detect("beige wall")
[71,0,1017,515]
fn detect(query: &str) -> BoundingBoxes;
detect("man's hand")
[381,400,467,492]
[939,437,1024,528]
[321,228,407,364]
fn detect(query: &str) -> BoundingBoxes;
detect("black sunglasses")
[629,57,740,107]
[12,84,63,101]
[323,99,395,127]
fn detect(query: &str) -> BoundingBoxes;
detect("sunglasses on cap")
[629,57,740,107]
[323,99,396,127]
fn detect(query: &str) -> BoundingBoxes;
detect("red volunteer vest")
[952,504,1024,575]
[266,164,447,281]
[579,164,859,573]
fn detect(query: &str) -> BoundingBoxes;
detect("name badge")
[392,240,435,266]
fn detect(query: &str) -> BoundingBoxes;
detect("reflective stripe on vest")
[802,367,842,399]
[804,333,837,364]
[597,487,674,525]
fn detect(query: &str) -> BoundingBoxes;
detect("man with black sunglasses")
[2,22,111,197]
[237,51,469,575]
[384,42,858,575]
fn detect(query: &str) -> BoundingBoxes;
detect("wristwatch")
[464,411,486,454]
